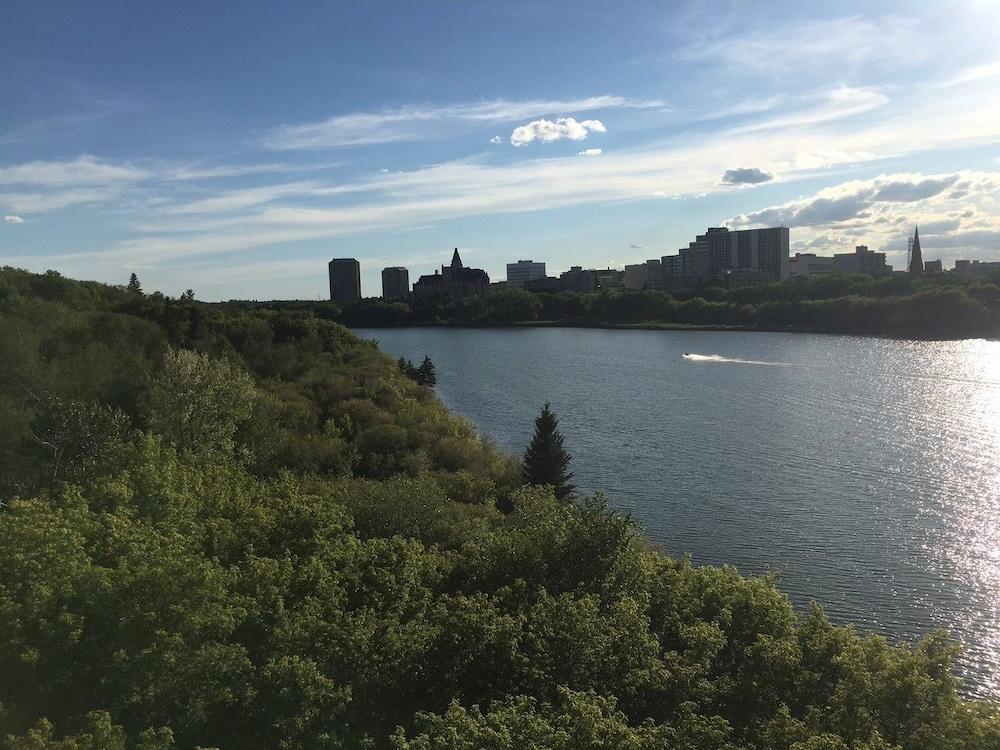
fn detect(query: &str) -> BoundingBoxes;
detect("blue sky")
[2,0,1000,300]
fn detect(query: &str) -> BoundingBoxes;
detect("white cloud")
[934,61,1000,88]
[0,187,125,213]
[731,87,889,135]
[263,96,657,150]
[577,148,603,156]
[680,15,926,76]
[489,135,502,144]
[0,155,150,186]
[790,149,877,170]
[511,118,606,147]
[3,214,25,224]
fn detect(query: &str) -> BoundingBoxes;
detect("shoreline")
[348,318,998,342]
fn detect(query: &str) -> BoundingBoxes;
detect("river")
[353,326,1000,699]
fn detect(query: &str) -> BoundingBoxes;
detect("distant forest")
[0,266,998,749]
[311,271,1000,339]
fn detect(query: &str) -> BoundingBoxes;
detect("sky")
[2,0,1000,300]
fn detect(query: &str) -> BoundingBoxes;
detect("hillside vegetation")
[325,271,1000,339]
[0,266,998,749]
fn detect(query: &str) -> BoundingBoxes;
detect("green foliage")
[0,266,998,749]
[126,273,143,296]
[415,356,437,387]
[522,402,575,500]
[144,347,257,455]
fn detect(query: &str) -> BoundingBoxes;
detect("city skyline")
[2,1,1000,300]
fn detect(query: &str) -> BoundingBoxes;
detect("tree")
[127,273,144,295]
[415,356,437,388]
[398,357,419,381]
[522,402,574,500]
[145,348,257,454]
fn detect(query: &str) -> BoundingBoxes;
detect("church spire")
[909,225,923,274]
[450,247,463,269]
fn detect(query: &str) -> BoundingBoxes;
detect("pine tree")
[416,356,437,388]
[398,357,419,381]
[126,273,143,295]
[522,401,574,500]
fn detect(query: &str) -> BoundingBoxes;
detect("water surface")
[355,327,1000,699]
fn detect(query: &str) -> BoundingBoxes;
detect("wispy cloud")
[3,214,25,224]
[0,155,150,187]
[578,148,603,156]
[679,15,926,76]
[933,61,1000,89]
[511,118,606,147]
[263,96,657,149]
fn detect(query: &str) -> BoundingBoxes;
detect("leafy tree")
[25,394,131,489]
[416,356,437,387]
[522,402,575,500]
[144,347,256,454]
[126,273,144,295]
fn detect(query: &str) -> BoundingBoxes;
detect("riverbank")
[351,317,1000,341]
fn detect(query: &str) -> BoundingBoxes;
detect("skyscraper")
[662,226,789,287]
[506,260,546,287]
[908,226,923,274]
[381,266,410,298]
[328,258,361,302]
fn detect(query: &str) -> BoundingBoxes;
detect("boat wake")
[682,353,799,367]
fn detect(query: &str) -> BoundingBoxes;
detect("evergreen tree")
[398,356,419,381]
[126,273,143,295]
[522,401,574,500]
[415,356,437,388]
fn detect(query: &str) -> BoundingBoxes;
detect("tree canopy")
[0,265,997,749]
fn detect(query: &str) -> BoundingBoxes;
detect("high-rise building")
[662,226,789,287]
[954,259,1000,275]
[782,253,835,279]
[833,245,890,275]
[559,266,596,292]
[381,266,410,298]
[624,259,664,289]
[328,258,361,302]
[506,260,546,287]
[909,226,924,274]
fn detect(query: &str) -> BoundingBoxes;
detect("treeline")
[311,271,1000,339]
[0,266,998,749]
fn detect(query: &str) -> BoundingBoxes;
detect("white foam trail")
[682,353,799,367]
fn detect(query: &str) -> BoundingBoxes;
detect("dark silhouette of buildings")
[559,266,596,291]
[381,266,410,298]
[661,226,789,288]
[328,258,361,302]
[833,245,890,275]
[909,226,924,274]
[413,248,489,299]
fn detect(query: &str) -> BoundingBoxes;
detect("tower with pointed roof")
[413,246,489,298]
[908,226,923,274]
